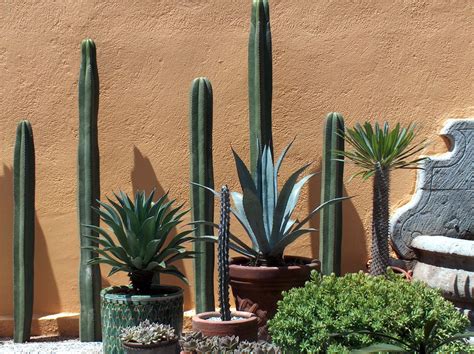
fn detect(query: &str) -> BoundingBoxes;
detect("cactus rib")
[78,38,102,341]
[189,77,215,313]
[13,120,35,343]
[319,112,345,276]
[249,0,273,176]
[218,185,231,321]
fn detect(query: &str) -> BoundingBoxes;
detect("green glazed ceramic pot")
[101,285,183,354]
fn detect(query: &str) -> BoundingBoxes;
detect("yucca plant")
[197,142,347,266]
[339,122,426,275]
[84,190,195,294]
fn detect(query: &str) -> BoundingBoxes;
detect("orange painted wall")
[0,0,472,321]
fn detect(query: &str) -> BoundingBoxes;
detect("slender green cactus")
[78,38,102,341]
[249,0,273,176]
[13,120,35,343]
[189,77,215,313]
[319,112,345,276]
[218,186,231,321]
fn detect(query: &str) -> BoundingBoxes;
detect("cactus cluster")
[319,112,345,276]
[217,185,231,321]
[77,38,102,341]
[189,77,215,313]
[13,120,35,343]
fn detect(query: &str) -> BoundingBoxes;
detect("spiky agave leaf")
[83,190,194,293]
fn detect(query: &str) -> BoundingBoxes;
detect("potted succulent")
[120,320,179,354]
[197,143,347,339]
[192,186,258,341]
[84,190,195,353]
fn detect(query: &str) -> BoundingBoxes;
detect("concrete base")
[0,313,79,337]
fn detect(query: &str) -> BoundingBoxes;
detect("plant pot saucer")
[192,311,258,341]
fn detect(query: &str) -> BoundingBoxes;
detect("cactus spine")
[78,38,102,341]
[218,185,231,321]
[249,0,273,176]
[319,112,345,276]
[189,77,215,313]
[13,120,35,343]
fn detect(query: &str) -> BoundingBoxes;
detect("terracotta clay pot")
[191,311,258,341]
[122,339,179,354]
[229,256,320,340]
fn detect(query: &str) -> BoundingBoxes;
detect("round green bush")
[268,271,470,352]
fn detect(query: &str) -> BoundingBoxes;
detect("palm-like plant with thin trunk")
[340,122,426,275]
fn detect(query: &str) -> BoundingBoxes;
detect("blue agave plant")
[196,142,348,266]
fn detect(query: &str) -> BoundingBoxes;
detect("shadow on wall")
[308,163,367,274]
[0,164,60,317]
[131,147,192,308]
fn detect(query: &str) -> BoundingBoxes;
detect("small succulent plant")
[237,340,282,354]
[120,320,177,345]
[179,332,280,353]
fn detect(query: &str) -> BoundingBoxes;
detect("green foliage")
[77,38,102,341]
[189,77,215,313]
[84,190,194,293]
[340,122,426,179]
[13,120,35,343]
[269,271,470,353]
[120,320,177,345]
[320,112,345,276]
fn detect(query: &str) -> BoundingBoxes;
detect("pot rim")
[122,337,178,349]
[192,311,258,324]
[101,284,183,302]
[230,256,320,270]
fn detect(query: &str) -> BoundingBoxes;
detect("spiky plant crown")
[84,190,195,293]
[340,122,426,179]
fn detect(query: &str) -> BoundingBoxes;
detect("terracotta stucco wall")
[0,0,472,322]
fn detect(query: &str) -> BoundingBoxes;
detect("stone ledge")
[411,235,474,257]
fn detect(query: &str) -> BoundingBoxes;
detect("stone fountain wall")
[391,118,473,324]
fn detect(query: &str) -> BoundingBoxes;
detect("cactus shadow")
[34,217,61,314]
[0,164,14,316]
[131,147,192,309]
[0,164,61,320]
[308,163,367,274]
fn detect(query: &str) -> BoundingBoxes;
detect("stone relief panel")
[390,119,473,260]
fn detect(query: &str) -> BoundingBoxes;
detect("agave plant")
[84,190,195,294]
[196,142,347,266]
[339,122,426,275]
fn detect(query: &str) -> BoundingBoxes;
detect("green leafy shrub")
[268,271,470,352]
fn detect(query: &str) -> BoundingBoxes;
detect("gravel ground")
[0,337,102,353]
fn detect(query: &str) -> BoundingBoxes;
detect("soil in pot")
[192,311,258,341]
[122,339,179,354]
[229,256,319,340]
[101,285,183,354]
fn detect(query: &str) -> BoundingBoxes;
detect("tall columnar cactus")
[319,113,345,276]
[13,120,35,343]
[248,0,273,176]
[78,38,102,341]
[218,185,231,321]
[189,77,215,313]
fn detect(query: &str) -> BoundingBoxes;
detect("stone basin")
[411,235,473,323]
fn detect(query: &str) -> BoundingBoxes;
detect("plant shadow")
[308,162,367,274]
[0,164,60,320]
[131,147,192,308]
